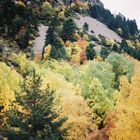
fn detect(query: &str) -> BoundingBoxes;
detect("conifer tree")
[62,18,77,41]
[6,69,67,140]
[83,22,89,32]
[100,47,110,59]
[86,43,96,60]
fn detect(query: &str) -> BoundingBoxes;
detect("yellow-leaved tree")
[109,75,140,140]
[0,62,21,130]
[60,95,96,140]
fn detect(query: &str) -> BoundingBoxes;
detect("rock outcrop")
[61,0,104,6]
[89,0,104,6]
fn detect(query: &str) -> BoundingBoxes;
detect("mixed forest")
[0,0,140,140]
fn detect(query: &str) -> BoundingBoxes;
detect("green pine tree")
[100,47,110,59]
[62,18,77,41]
[6,69,68,140]
[86,43,96,60]
[83,22,89,33]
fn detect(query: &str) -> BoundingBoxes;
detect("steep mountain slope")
[74,14,122,42]
[1,0,140,140]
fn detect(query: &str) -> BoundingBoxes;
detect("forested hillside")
[0,0,140,140]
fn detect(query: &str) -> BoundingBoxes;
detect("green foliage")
[100,47,110,59]
[50,45,67,60]
[62,18,77,41]
[50,60,115,127]
[82,34,89,41]
[89,35,100,43]
[112,44,120,53]
[120,39,140,60]
[6,69,67,140]
[106,53,134,88]
[42,1,52,11]
[84,61,115,93]
[71,3,82,13]
[45,26,66,59]
[45,17,78,59]
[83,22,89,32]
[0,0,38,49]
[87,78,113,127]
[100,35,109,46]
[11,15,24,35]
[17,30,30,49]
[86,43,96,60]
[121,39,128,51]
[99,35,114,47]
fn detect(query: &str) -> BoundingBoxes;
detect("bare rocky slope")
[33,24,48,55]
[74,14,122,42]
